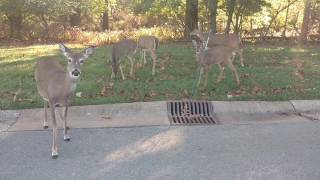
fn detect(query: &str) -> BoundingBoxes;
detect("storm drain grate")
[167,100,217,125]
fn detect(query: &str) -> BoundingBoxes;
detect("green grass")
[0,43,320,110]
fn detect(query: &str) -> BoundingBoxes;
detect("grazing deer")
[137,36,159,75]
[190,28,244,67]
[34,44,94,158]
[111,39,137,80]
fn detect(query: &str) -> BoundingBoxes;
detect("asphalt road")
[1,121,320,180]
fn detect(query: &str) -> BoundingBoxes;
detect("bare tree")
[264,0,298,36]
[101,0,109,31]
[299,0,312,44]
[185,0,198,39]
[70,8,81,27]
[6,13,23,39]
[208,0,218,33]
[282,0,291,37]
[225,0,236,34]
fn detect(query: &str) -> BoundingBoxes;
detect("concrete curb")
[0,110,20,132]
[1,100,320,132]
[211,101,295,114]
[7,101,170,131]
[290,100,320,112]
[290,100,320,120]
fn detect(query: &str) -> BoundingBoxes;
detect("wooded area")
[0,0,319,44]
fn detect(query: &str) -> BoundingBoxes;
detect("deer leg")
[231,51,236,62]
[43,101,49,129]
[216,64,225,83]
[63,106,70,141]
[128,56,134,76]
[143,50,147,65]
[119,64,126,80]
[151,50,157,75]
[139,50,143,66]
[111,69,115,79]
[57,108,69,130]
[197,66,204,88]
[49,103,58,158]
[227,61,240,85]
[203,66,210,88]
[239,49,244,67]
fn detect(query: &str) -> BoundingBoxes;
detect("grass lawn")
[0,42,320,110]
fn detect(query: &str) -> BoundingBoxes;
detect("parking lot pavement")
[1,121,320,180]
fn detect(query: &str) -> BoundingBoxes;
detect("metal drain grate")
[167,100,217,125]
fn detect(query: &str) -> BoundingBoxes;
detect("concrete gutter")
[290,100,320,120]
[1,100,319,132]
[212,101,294,114]
[5,101,169,132]
[212,101,307,125]
[0,110,19,132]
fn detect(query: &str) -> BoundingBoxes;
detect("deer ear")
[82,46,94,59]
[59,43,71,59]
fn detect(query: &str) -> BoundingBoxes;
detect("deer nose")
[72,70,81,76]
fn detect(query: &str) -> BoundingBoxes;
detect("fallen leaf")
[101,116,112,120]
[149,90,158,97]
[100,82,114,96]
[240,73,250,79]
[120,89,125,96]
[130,89,140,101]
[182,89,189,98]
[252,85,263,94]
[76,92,82,97]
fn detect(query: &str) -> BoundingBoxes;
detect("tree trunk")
[225,0,236,34]
[264,0,299,36]
[239,14,243,36]
[282,0,291,37]
[7,14,23,39]
[235,14,243,35]
[299,0,312,44]
[70,8,81,27]
[101,0,109,31]
[208,0,218,33]
[184,0,198,39]
[40,14,50,41]
[234,12,240,34]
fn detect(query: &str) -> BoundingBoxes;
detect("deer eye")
[68,59,72,63]
[79,59,84,64]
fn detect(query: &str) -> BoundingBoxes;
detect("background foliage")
[0,0,319,44]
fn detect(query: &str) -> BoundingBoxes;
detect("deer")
[195,46,240,88]
[190,26,244,67]
[34,44,94,158]
[137,35,159,75]
[111,39,137,80]
[193,30,240,88]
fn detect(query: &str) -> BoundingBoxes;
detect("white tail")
[111,39,137,80]
[137,36,159,75]
[34,44,94,158]
[190,28,244,67]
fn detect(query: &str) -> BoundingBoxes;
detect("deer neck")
[63,71,79,96]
